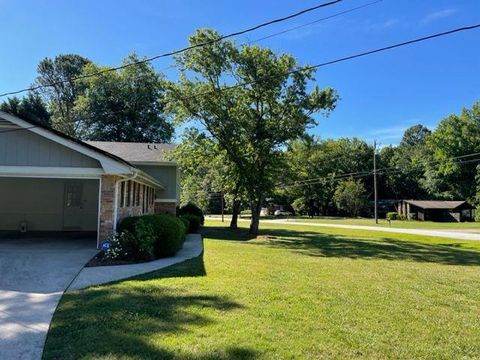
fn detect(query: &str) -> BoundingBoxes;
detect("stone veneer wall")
[154,201,177,215]
[98,176,157,243]
[98,175,119,241]
[116,180,155,224]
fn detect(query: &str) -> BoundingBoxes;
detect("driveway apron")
[0,238,97,360]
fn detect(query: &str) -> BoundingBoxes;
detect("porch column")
[98,175,118,244]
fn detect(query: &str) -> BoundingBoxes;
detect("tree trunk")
[230,199,240,229]
[249,197,263,235]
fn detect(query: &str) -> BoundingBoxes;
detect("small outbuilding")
[398,200,475,222]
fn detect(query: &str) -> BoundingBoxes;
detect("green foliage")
[386,212,399,220]
[170,29,338,234]
[284,136,372,216]
[178,202,205,225]
[334,178,368,217]
[75,54,173,142]
[179,217,190,233]
[120,219,156,261]
[118,214,186,258]
[291,197,308,216]
[426,101,480,201]
[35,54,91,137]
[0,93,51,127]
[180,214,201,233]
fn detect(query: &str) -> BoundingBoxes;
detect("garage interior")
[0,177,99,241]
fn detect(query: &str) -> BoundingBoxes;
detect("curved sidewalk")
[68,234,203,290]
[265,220,480,241]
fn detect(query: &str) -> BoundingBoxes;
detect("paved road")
[263,219,480,241]
[0,238,97,360]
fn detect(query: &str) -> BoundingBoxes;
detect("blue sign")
[100,240,111,252]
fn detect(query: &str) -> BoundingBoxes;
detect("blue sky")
[0,0,479,144]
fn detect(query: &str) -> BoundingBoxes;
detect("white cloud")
[421,8,458,24]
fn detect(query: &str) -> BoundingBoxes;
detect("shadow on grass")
[204,226,480,266]
[201,226,255,241]
[259,228,480,266]
[44,255,256,360]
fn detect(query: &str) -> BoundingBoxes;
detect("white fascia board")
[0,112,132,175]
[0,166,104,178]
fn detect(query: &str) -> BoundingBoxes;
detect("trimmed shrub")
[178,202,205,225]
[118,214,187,258]
[180,214,201,233]
[120,218,155,260]
[179,217,190,232]
[386,212,399,220]
[110,217,156,261]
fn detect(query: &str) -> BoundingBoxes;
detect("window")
[126,181,132,207]
[65,183,82,207]
[120,181,125,207]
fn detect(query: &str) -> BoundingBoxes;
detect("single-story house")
[398,200,475,222]
[0,111,179,247]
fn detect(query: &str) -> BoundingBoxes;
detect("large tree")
[283,136,373,216]
[170,29,338,234]
[0,93,51,126]
[174,128,245,228]
[334,178,368,217]
[379,124,432,200]
[426,101,480,201]
[35,54,91,137]
[75,54,173,142]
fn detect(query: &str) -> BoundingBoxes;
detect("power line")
[0,0,342,98]
[250,0,383,44]
[283,153,480,189]
[2,23,479,135]
[184,23,480,101]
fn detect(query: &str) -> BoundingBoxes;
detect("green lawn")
[43,220,480,359]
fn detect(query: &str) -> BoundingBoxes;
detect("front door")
[63,181,84,230]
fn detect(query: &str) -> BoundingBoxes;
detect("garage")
[0,177,99,238]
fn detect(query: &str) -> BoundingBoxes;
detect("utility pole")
[373,139,378,224]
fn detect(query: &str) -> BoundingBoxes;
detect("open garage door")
[0,178,99,238]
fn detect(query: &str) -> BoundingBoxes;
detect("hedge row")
[118,214,187,259]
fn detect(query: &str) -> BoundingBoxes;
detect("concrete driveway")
[0,237,98,360]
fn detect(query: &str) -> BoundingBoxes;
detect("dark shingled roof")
[85,141,176,163]
[404,200,472,210]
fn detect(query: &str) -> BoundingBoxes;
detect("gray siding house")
[0,111,179,247]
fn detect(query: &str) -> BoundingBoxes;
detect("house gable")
[0,112,133,175]
[0,119,101,168]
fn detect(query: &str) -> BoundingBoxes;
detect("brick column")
[98,175,118,242]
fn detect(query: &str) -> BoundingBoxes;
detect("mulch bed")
[86,252,154,267]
